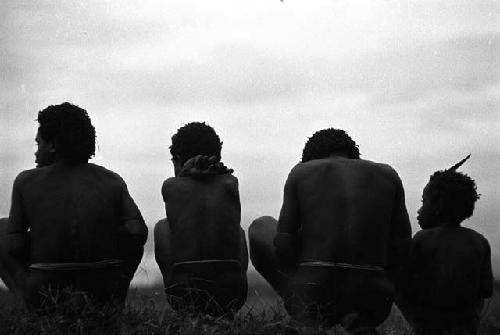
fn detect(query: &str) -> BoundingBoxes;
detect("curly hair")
[301,128,360,162]
[37,102,96,162]
[425,170,480,225]
[170,122,222,166]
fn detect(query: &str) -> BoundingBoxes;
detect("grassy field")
[1,273,499,334]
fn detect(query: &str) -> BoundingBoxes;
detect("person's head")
[301,128,360,162]
[417,169,480,229]
[169,122,222,176]
[35,102,96,166]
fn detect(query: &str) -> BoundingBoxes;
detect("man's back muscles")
[162,174,241,263]
[278,157,410,267]
[10,162,143,264]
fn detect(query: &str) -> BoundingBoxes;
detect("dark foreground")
[1,273,499,335]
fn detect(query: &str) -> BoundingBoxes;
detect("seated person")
[0,134,56,291]
[249,128,411,334]
[154,122,248,317]
[397,155,493,335]
[0,103,148,308]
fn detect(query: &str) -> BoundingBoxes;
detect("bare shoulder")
[161,177,178,199]
[412,229,430,242]
[362,159,400,177]
[217,173,239,188]
[88,163,124,181]
[462,227,490,247]
[286,162,312,180]
[13,167,44,187]
[14,167,38,181]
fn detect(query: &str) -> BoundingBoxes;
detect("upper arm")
[389,171,412,254]
[118,176,147,244]
[400,233,423,298]
[161,178,176,216]
[8,173,29,235]
[276,167,300,235]
[479,237,493,298]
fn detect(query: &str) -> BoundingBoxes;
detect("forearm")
[273,232,299,264]
[119,219,148,246]
[7,231,30,264]
[118,219,148,267]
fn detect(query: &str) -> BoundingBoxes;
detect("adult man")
[154,122,248,317]
[0,102,147,308]
[249,128,411,334]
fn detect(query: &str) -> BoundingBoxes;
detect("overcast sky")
[1,1,499,284]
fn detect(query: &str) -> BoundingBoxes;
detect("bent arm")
[387,174,412,284]
[274,169,300,263]
[7,175,30,264]
[479,239,493,298]
[118,179,147,267]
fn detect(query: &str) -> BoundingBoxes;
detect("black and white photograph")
[0,1,499,334]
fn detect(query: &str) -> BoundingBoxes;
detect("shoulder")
[462,227,490,248]
[362,159,401,179]
[162,174,239,193]
[161,177,181,200]
[286,161,315,180]
[14,167,38,181]
[412,228,436,243]
[13,167,42,187]
[88,163,126,182]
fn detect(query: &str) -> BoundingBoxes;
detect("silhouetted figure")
[249,128,411,334]
[397,156,493,335]
[154,122,248,317]
[0,103,147,309]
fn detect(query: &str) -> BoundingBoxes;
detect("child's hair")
[301,128,360,162]
[37,102,96,162]
[425,155,480,224]
[170,122,222,166]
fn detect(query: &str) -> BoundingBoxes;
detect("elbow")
[274,232,298,263]
[479,280,493,298]
[121,219,148,246]
[7,232,30,262]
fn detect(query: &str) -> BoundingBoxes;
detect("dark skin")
[249,154,411,331]
[275,155,411,274]
[0,129,147,307]
[154,155,248,315]
[397,186,493,334]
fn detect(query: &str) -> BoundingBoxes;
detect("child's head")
[301,128,360,163]
[170,122,222,174]
[418,167,479,229]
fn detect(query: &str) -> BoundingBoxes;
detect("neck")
[328,153,348,159]
[440,221,459,228]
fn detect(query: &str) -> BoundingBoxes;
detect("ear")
[433,198,444,216]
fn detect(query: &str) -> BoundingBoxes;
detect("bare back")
[8,161,145,264]
[162,174,241,264]
[277,157,411,268]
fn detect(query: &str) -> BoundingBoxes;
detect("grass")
[0,276,499,335]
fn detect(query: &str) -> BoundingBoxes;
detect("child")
[154,122,248,317]
[399,155,493,335]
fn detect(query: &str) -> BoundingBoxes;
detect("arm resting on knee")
[119,219,148,246]
[479,240,493,298]
[274,232,299,264]
[6,232,30,264]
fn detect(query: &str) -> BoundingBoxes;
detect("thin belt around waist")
[299,259,384,271]
[172,259,240,269]
[29,259,123,271]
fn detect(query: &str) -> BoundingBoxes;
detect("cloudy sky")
[1,0,499,284]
